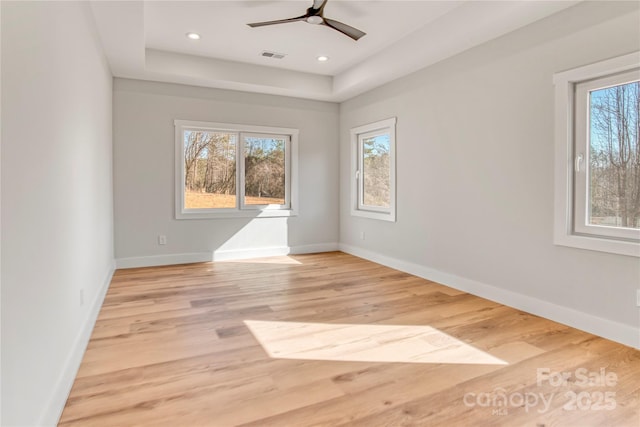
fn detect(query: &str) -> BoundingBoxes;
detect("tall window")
[553,53,640,257]
[350,118,396,222]
[175,120,298,219]
[575,74,640,238]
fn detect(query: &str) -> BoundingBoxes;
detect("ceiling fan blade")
[247,15,307,28]
[312,0,329,11]
[322,17,366,41]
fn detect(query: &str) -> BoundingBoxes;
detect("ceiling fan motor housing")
[306,16,324,25]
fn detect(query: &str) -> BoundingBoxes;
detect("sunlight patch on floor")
[244,320,507,365]
[221,256,302,265]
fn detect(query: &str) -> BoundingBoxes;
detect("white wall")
[1,2,114,425]
[0,3,3,422]
[339,2,640,347]
[113,79,339,266]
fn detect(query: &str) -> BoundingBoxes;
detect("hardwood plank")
[60,252,639,426]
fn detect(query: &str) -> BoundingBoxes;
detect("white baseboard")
[40,260,116,426]
[116,252,213,268]
[289,242,340,254]
[339,243,639,350]
[116,243,340,268]
[212,246,290,261]
[212,243,339,261]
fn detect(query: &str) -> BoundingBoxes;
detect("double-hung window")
[553,53,640,256]
[350,118,397,222]
[175,120,298,219]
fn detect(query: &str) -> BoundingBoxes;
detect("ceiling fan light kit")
[247,0,366,41]
[306,16,324,25]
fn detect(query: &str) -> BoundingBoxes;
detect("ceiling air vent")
[261,51,286,59]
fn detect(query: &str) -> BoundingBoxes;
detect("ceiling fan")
[247,0,366,41]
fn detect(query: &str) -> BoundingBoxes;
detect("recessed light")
[317,55,329,62]
[186,32,201,40]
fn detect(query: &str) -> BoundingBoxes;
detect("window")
[174,120,298,219]
[350,118,396,221]
[553,53,640,257]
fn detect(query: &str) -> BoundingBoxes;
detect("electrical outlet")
[80,289,84,307]
[158,235,167,245]
[360,231,365,240]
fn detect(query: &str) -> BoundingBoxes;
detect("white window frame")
[574,70,640,240]
[553,52,640,257]
[174,120,298,219]
[350,117,397,222]
[239,132,292,211]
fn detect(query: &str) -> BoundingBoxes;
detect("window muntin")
[175,120,298,219]
[574,71,640,241]
[350,118,396,222]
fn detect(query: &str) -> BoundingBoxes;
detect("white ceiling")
[90,0,580,102]
[144,1,461,76]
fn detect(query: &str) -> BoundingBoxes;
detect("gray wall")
[340,2,640,336]
[113,79,339,264]
[1,2,114,425]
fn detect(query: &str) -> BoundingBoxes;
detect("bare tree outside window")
[589,80,640,229]
[176,121,296,218]
[244,136,286,206]
[362,134,390,208]
[184,131,237,208]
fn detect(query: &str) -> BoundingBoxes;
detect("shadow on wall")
[114,211,294,267]
[210,215,292,261]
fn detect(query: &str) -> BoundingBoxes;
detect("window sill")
[554,232,639,258]
[176,209,298,220]
[350,209,396,222]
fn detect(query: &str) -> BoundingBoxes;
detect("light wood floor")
[60,252,639,426]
